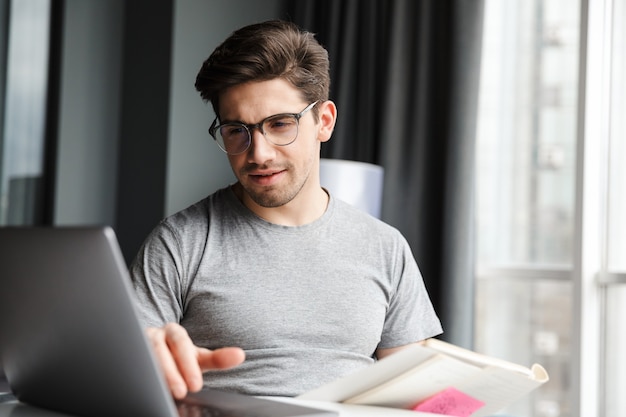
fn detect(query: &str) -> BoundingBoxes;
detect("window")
[475,0,580,415]
[601,0,626,413]
[476,0,626,416]
[0,0,51,225]
[605,0,626,271]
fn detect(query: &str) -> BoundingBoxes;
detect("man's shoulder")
[162,186,233,228]
[331,197,403,239]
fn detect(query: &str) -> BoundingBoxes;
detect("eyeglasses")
[209,101,319,155]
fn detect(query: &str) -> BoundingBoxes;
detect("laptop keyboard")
[177,401,257,417]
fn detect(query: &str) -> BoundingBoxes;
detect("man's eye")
[222,125,245,136]
[267,117,296,130]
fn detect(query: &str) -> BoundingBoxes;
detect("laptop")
[0,227,336,417]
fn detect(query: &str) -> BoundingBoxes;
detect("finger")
[146,326,190,399]
[197,347,246,371]
[162,323,205,394]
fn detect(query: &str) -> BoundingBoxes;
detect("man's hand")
[146,323,245,399]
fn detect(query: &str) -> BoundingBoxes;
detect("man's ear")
[317,100,337,143]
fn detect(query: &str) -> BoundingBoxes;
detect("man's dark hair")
[195,20,330,121]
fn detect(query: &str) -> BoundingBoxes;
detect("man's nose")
[247,127,275,163]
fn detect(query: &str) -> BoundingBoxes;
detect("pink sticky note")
[412,387,485,417]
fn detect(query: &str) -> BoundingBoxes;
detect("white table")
[265,396,441,416]
[0,396,441,417]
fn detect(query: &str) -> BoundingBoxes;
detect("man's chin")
[244,188,295,209]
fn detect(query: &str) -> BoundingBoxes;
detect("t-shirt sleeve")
[378,234,443,348]
[129,221,186,327]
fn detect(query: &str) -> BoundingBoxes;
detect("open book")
[298,339,549,417]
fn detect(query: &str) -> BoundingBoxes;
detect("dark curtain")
[286,0,484,348]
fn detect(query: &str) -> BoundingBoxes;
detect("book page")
[446,366,548,417]
[344,355,482,409]
[298,345,437,402]
[345,359,546,413]
[423,339,534,377]
[299,340,549,414]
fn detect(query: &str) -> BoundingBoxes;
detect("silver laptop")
[0,227,336,417]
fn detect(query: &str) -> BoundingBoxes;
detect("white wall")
[54,0,123,225]
[166,0,282,215]
[54,0,283,224]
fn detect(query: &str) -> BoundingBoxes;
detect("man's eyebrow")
[218,117,245,124]
[219,111,293,125]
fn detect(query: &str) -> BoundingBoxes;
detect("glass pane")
[604,285,626,417]
[607,0,626,272]
[0,0,50,225]
[604,1,626,416]
[475,0,580,416]
[476,0,580,266]
[475,277,572,417]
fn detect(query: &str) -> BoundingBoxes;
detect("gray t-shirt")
[130,186,442,396]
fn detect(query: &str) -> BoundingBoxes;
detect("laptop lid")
[0,227,180,417]
[0,227,335,417]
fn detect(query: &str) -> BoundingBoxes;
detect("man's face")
[218,79,334,209]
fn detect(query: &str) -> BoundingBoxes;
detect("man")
[130,20,442,400]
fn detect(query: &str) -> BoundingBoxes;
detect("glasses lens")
[217,124,249,154]
[263,115,299,146]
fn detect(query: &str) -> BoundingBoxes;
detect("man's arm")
[375,340,426,360]
[146,323,245,399]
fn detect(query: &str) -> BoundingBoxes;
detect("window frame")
[571,0,621,414]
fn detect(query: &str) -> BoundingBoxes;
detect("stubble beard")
[239,164,308,208]
[246,185,302,208]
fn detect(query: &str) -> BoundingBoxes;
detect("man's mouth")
[251,170,280,177]
[247,169,286,185]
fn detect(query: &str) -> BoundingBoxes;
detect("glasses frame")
[208,101,319,155]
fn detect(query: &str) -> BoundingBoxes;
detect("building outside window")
[0,0,51,226]
[475,0,626,416]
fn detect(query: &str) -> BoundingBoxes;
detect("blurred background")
[0,1,624,416]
